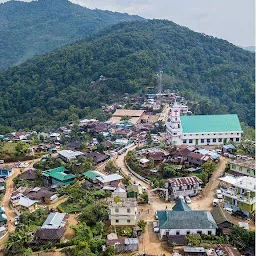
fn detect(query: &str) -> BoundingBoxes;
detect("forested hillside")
[0,20,254,130]
[0,0,143,69]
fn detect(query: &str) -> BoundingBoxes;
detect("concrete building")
[167,176,203,199]
[109,198,138,226]
[219,175,256,217]
[58,150,84,162]
[166,102,242,146]
[229,159,255,177]
[157,199,217,240]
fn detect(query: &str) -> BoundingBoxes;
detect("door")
[196,139,198,145]
[224,138,227,144]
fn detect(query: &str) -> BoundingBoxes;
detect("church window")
[236,138,239,142]
[189,139,193,144]
[213,139,216,142]
[230,138,233,141]
[201,139,204,143]
[178,124,180,128]
[218,138,222,142]
[207,139,210,143]
[183,140,187,143]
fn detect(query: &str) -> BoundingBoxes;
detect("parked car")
[153,221,159,233]
[232,210,248,219]
[0,160,4,164]
[155,211,158,220]
[216,190,223,199]
[185,196,191,204]
[14,216,19,226]
[223,207,233,215]
[213,199,219,207]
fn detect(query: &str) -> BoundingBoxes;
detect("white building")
[166,102,242,146]
[167,176,203,199]
[109,197,138,226]
[157,199,217,239]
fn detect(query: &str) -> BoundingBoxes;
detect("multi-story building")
[229,159,255,177]
[219,175,256,217]
[167,176,203,199]
[109,197,138,226]
[166,102,243,146]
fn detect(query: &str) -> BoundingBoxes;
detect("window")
[236,138,240,142]
[179,186,182,190]
[201,139,204,143]
[178,124,180,128]
[183,140,187,144]
[218,138,222,142]
[208,231,212,235]
[115,208,119,213]
[176,231,180,235]
[190,134,192,137]
[189,139,193,144]
[232,164,236,169]
[213,133,216,135]
[115,220,119,223]
[186,231,190,235]
[213,138,216,142]
[127,208,131,213]
[237,133,239,135]
[207,139,210,143]
[127,219,131,223]
[247,169,251,174]
[173,133,177,135]
[197,231,202,235]
[230,138,233,141]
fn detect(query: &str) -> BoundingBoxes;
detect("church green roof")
[172,199,192,211]
[180,114,242,134]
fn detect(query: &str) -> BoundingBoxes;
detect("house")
[187,152,210,166]
[42,166,75,186]
[112,187,127,199]
[127,184,143,198]
[229,159,255,177]
[58,150,84,162]
[183,247,207,256]
[97,173,123,189]
[18,168,38,181]
[12,195,38,212]
[139,158,150,168]
[211,205,234,235]
[106,236,139,253]
[170,146,195,164]
[0,165,13,178]
[0,207,7,226]
[83,170,105,183]
[109,198,138,226]
[85,152,109,164]
[157,199,217,240]
[166,102,242,146]
[0,178,5,193]
[219,175,256,217]
[108,109,145,125]
[167,176,203,199]
[222,144,235,153]
[35,212,68,243]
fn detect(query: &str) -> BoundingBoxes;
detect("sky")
[1,0,255,47]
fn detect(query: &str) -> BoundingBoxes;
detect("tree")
[105,160,118,173]
[15,141,29,156]
[103,245,116,256]
[137,219,147,232]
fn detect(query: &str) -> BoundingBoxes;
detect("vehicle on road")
[213,199,219,206]
[216,190,223,199]
[232,210,248,219]
[153,221,159,233]
[185,196,191,204]
[155,211,158,220]
[14,216,19,226]
[178,195,185,202]
[223,207,233,215]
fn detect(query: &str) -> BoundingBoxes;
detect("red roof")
[168,176,203,187]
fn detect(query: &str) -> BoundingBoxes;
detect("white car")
[223,207,233,215]
[155,211,158,220]
[216,190,223,199]
[178,195,185,202]
[153,221,159,233]
[213,199,219,206]
[185,196,191,204]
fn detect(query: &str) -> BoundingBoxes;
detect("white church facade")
[166,102,243,146]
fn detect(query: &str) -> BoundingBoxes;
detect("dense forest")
[0,0,143,69]
[0,20,254,131]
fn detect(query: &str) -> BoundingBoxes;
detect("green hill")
[0,0,143,69]
[0,20,254,130]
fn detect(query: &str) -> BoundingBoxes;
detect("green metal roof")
[0,214,7,222]
[83,170,104,180]
[43,166,75,181]
[172,199,192,211]
[180,114,242,134]
[157,210,217,230]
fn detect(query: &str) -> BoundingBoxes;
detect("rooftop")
[230,159,255,170]
[97,173,123,184]
[157,210,217,230]
[168,176,203,187]
[42,212,67,229]
[58,150,84,160]
[219,175,256,192]
[172,199,192,211]
[180,114,242,133]
[83,170,104,180]
[42,166,75,181]
[112,109,145,117]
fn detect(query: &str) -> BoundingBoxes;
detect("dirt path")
[190,157,228,211]
[0,158,40,245]
[48,196,68,211]
[63,214,78,241]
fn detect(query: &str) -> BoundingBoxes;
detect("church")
[166,102,243,146]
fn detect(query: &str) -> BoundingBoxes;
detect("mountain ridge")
[0,0,144,69]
